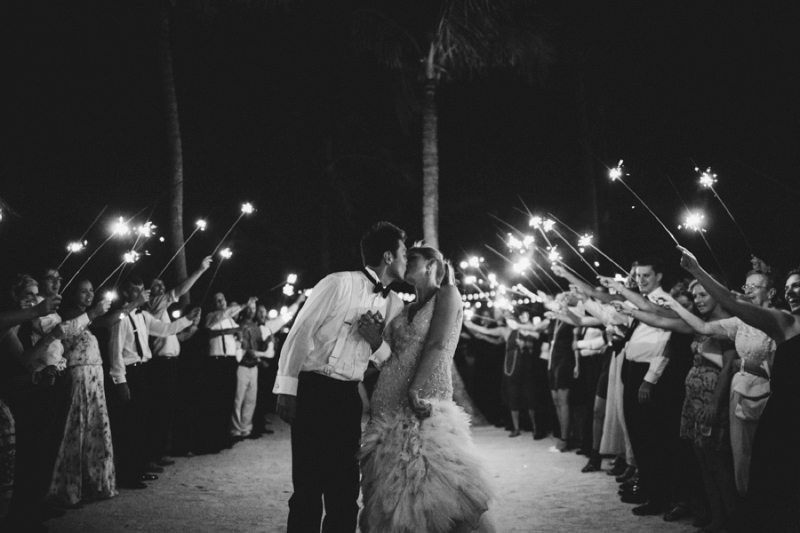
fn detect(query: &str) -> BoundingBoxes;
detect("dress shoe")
[140,473,159,482]
[533,432,548,440]
[607,459,627,476]
[581,457,602,473]
[663,504,692,522]
[619,477,639,490]
[632,502,667,516]
[156,458,176,466]
[615,466,637,483]
[508,430,521,438]
[618,482,643,496]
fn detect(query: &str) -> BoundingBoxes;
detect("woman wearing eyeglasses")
[664,267,777,500]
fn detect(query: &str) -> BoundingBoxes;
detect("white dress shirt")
[31,305,91,372]
[205,305,242,356]
[147,290,181,357]
[273,268,402,396]
[109,309,192,384]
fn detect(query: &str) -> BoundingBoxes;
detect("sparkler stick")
[55,205,108,272]
[211,203,254,256]
[546,213,628,275]
[484,245,558,292]
[678,211,728,279]
[609,161,680,246]
[697,167,754,254]
[61,216,135,293]
[533,243,591,285]
[96,251,141,290]
[200,248,232,306]
[548,226,601,277]
[156,219,207,280]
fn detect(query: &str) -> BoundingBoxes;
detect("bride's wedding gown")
[359,294,494,533]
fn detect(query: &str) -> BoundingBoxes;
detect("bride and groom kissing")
[273,221,495,533]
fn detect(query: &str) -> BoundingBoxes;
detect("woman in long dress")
[47,280,117,506]
[359,245,495,533]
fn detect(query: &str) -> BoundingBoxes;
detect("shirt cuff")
[643,372,659,385]
[273,375,298,396]
[576,339,589,349]
[111,373,127,385]
[371,341,392,368]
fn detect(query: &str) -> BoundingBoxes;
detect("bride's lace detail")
[359,292,493,533]
[370,295,462,419]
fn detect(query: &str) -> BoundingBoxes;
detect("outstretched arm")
[552,264,615,303]
[679,246,793,342]
[408,286,462,416]
[173,255,212,298]
[614,302,694,335]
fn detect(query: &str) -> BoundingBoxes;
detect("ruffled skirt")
[359,400,493,533]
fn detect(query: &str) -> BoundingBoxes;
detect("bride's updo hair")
[407,244,454,286]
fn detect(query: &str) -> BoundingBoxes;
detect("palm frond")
[351,8,422,70]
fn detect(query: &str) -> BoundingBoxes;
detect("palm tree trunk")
[157,0,188,296]
[421,77,439,249]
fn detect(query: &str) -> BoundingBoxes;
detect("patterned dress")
[0,400,14,521]
[48,328,117,505]
[359,294,494,533]
[679,334,733,449]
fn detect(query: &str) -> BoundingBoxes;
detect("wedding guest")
[678,248,800,533]
[618,279,737,532]
[145,256,211,468]
[107,277,200,489]
[47,280,116,507]
[544,292,578,452]
[203,293,255,453]
[667,267,777,497]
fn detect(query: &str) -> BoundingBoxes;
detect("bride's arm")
[408,285,462,413]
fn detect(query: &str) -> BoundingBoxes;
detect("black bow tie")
[362,269,391,298]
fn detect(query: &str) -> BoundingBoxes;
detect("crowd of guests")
[2,244,799,532]
[0,257,303,532]
[456,250,800,533]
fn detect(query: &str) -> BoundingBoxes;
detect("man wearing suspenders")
[274,222,407,533]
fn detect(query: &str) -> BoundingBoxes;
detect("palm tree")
[157,0,188,291]
[353,0,552,247]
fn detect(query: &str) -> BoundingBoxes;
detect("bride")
[357,245,495,533]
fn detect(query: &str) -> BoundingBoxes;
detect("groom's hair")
[361,222,406,267]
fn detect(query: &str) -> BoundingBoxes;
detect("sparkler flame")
[468,256,480,268]
[522,235,535,248]
[548,247,562,263]
[529,216,543,228]
[542,219,555,233]
[104,291,117,301]
[282,284,295,296]
[287,273,298,284]
[123,251,140,263]
[578,235,593,248]
[195,219,207,230]
[679,211,706,232]
[241,203,254,215]
[219,248,233,259]
[67,241,87,253]
[512,258,531,274]
[464,275,478,285]
[136,221,155,238]
[697,167,718,188]
[112,217,130,236]
[609,160,625,181]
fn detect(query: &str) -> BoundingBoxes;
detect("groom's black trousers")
[288,372,362,533]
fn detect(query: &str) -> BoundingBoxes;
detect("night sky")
[2,1,799,308]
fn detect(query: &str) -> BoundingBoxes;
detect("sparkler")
[200,247,233,306]
[211,203,255,256]
[547,213,629,275]
[529,216,554,248]
[696,166,754,254]
[96,250,141,290]
[61,215,137,293]
[548,226,601,277]
[608,160,680,246]
[155,218,208,281]
[679,209,728,278]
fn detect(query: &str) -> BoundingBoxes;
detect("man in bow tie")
[108,276,200,489]
[274,221,407,533]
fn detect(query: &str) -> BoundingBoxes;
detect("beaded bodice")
[369,295,463,419]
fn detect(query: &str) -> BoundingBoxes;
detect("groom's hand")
[276,394,297,424]
[357,312,383,352]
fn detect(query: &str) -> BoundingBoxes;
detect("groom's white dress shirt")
[273,267,402,396]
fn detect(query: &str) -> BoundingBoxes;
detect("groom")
[274,221,407,533]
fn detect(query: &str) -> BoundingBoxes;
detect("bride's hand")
[408,389,432,419]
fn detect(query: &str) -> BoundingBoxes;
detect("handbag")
[732,360,770,421]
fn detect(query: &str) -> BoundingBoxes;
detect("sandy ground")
[49,421,696,533]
